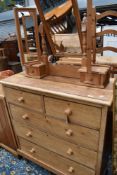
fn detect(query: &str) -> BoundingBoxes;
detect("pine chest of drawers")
[1,73,114,175]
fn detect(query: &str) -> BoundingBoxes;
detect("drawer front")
[4,87,43,112]
[10,106,99,151]
[44,97,101,130]
[9,104,44,121]
[19,137,95,175]
[14,122,97,169]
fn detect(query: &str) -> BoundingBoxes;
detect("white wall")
[25,0,36,7]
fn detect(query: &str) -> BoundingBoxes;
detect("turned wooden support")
[81,13,87,55]
[39,22,49,74]
[39,22,48,57]
[81,13,88,67]
[86,0,93,74]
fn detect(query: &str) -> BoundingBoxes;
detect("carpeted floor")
[0,148,54,175]
[0,147,112,175]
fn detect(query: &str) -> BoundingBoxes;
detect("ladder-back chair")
[91,7,117,77]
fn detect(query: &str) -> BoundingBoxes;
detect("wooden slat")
[96,29,117,37]
[96,10,117,20]
[96,46,117,53]
[45,1,72,20]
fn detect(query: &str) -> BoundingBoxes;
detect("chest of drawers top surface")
[0,73,114,106]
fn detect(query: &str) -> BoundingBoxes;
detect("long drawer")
[18,137,95,175]
[10,105,99,151]
[4,87,43,112]
[44,96,101,130]
[13,121,97,169]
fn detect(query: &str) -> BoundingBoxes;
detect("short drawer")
[14,121,98,169]
[4,87,43,112]
[11,109,99,151]
[9,104,44,122]
[18,137,95,175]
[44,97,101,130]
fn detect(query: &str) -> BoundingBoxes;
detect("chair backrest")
[91,8,117,62]
[46,14,68,34]
[34,0,83,56]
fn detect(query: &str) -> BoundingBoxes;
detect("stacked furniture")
[0,0,115,174]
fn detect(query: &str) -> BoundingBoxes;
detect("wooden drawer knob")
[18,97,24,103]
[67,148,73,155]
[64,108,72,116]
[68,167,74,173]
[22,114,29,120]
[30,148,35,153]
[66,129,73,136]
[26,131,32,137]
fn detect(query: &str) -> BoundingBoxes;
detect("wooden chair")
[34,0,83,57]
[42,0,72,34]
[91,7,117,77]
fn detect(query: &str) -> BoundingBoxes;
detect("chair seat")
[96,56,117,66]
[53,33,81,49]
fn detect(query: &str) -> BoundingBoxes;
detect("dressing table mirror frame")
[14,8,47,78]
[14,8,41,65]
